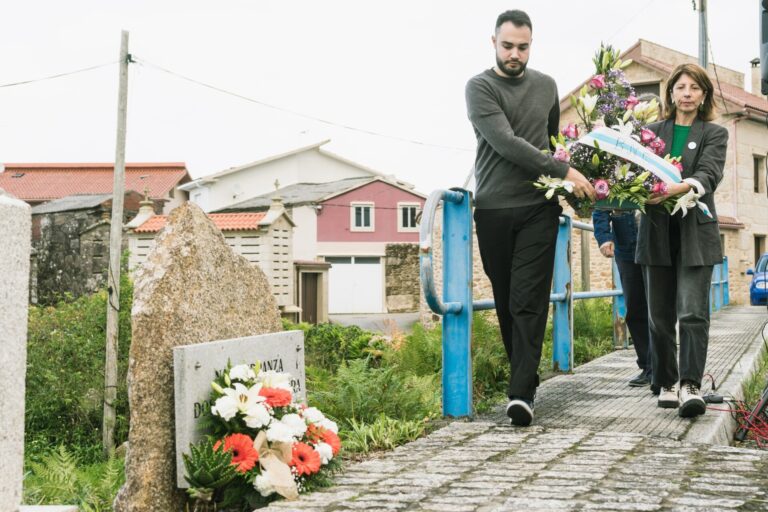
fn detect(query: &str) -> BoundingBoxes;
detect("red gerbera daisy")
[322,429,341,456]
[290,441,321,476]
[214,433,259,473]
[259,387,292,408]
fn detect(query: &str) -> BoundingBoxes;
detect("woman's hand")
[646,182,692,205]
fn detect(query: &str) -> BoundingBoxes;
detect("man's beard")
[496,55,527,77]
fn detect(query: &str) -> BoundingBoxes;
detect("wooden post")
[103,30,130,455]
[580,229,591,291]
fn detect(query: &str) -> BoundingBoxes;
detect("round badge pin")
[688,141,697,150]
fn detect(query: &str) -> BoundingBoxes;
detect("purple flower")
[594,179,610,199]
[589,74,606,89]
[561,123,579,139]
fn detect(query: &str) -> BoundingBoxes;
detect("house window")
[632,82,661,99]
[398,202,421,232]
[350,202,374,232]
[756,235,766,266]
[754,154,766,194]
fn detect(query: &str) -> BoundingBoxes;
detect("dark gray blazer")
[635,118,728,267]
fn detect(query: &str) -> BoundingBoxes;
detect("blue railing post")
[713,263,722,312]
[442,189,473,417]
[723,256,730,306]
[552,216,573,372]
[612,260,628,349]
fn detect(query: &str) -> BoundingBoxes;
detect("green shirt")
[671,124,691,158]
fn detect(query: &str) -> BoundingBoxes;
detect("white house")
[178,139,412,213]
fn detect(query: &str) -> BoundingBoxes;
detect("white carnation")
[258,370,293,391]
[266,420,295,443]
[243,403,271,429]
[280,413,308,438]
[302,407,325,424]
[319,418,338,434]
[254,472,276,497]
[314,442,333,464]
[229,364,256,382]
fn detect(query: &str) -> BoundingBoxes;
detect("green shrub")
[573,298,614,341]
[23,446,124,510]
[342,414,428,454]
[300,323,379,371]
[25,272,133,463]
[308,359,440,429]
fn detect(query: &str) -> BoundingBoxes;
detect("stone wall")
[385,243,420,312]
[33,206,137,304]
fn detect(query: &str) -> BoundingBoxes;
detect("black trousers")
[642,217,712,388]
[615,259,651,373]
[474,202,562,401]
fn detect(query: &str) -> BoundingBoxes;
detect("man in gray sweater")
[466,9,594,426]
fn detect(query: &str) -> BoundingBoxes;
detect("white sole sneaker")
[506,399,534,426]
[658,386,679,409]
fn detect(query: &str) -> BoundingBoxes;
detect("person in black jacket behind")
[593,210,651,387]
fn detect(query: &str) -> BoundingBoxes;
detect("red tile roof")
[133,212,268,233]
[0,163,190,203]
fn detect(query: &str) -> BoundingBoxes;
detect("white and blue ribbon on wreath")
[577,127,712,218]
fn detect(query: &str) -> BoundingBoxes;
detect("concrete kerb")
[683,318,768,445]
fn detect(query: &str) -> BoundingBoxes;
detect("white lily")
[610,119,634,138]
[580,93,598,116]
[536,175,575,199]
[671,189,712,218]
[257,370,293,391]
[211,382,265,421]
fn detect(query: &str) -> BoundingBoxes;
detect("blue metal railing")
[420,188,729,417]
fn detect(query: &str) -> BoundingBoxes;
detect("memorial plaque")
[173,330,305,487]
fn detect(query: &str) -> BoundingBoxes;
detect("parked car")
[747,252,768,306]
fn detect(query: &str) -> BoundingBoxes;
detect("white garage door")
[327,256,384,314]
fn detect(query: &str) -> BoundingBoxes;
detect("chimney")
[751,58,762,95]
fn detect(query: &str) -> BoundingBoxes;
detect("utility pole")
[103,30,130,455]
[698,0,708,69]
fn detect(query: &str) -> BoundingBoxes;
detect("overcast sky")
[0,1,761,194]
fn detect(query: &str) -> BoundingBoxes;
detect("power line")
[706,34,731,114]
[132,56,474,153]
[0,61,117,89]
[605,0,658,43]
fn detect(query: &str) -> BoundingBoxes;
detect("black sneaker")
[650,384,660,395]
[628,371,650,387]
[506,398,534,427]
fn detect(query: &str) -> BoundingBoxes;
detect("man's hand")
[565,167,596,200]
[599,242,614,258]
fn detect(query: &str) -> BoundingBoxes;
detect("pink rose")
[651,182,668,195]
[589,74,606,89]
[625,95,639,110]
[640,128,656,144]
[553,147,570,162]
[594,179,610,200]
[561,123,579,139]
[649,137,666,155]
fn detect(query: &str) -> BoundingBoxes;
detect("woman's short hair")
[663,63,717,122]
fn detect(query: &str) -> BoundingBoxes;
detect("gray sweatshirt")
[466,68,568,209]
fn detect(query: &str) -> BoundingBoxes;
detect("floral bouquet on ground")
[534,44,689,218]
[183,362,342,511]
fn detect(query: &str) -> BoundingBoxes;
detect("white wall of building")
[291,205,319,261]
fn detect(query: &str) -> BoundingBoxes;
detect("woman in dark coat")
[636,63,728,418]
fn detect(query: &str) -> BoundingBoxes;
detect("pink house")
[219,176,426,314]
